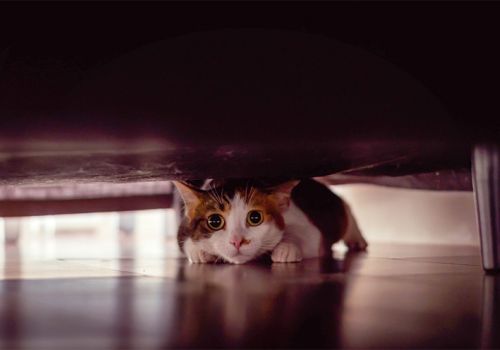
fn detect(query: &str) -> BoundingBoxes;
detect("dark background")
[1,2,498,141]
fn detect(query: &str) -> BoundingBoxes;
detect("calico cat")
[174,178,367,264]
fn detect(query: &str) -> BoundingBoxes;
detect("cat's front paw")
[188,250,217,264]
[271,242,302,263]
[343,231,368,251]
[184,240,217,264]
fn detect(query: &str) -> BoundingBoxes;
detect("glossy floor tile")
[1,243,499,349]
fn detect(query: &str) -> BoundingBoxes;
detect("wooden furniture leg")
[473,143,500,272]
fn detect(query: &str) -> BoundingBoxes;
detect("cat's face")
[174,180,297,264]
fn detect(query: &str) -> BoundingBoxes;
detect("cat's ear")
[269,180,300,212]
[172,181,204,208]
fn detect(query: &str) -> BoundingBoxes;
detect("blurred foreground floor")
[1,243,499,349]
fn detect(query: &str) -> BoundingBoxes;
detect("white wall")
[332,184,479,246]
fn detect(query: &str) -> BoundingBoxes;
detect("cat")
[173,178,367,264]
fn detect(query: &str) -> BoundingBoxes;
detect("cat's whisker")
[248,187,256,202]
[220,187,230,207]
[210,185,218,203]
[208,182,220,204]
[217,190,222,206]
[244,182,251,203]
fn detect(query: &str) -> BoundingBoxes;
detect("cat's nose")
[230,236,243,250]
[230,236,250,250]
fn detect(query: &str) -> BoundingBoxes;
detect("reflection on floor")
[1,235,498,349]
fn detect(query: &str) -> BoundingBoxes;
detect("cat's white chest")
[282,201,323,258]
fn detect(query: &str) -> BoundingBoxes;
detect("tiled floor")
[1,242,498,349]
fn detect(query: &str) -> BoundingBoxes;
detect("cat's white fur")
[183,193,366,264]
[280,202,322,260]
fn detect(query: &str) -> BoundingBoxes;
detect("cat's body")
[174,178,367,264]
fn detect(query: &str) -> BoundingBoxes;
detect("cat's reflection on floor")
[173,253,362,348]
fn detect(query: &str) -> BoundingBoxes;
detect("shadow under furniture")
[0,29,498,271]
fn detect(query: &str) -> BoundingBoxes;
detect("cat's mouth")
[226,252,254,264]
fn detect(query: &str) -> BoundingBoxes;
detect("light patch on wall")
[332,184,479,246]
[0,209,180,261]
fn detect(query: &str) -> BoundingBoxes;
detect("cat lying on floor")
[174,178,367,264]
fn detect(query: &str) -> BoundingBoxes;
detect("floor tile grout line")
[53,259,170,279]
[365,256,480,267]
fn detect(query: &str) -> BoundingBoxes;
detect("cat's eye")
[247,210,264,226]
[207,214,225,230]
